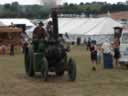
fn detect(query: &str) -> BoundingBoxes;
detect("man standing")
[113,38,120,67]
[20,25,28,53]
[90,42,97,71]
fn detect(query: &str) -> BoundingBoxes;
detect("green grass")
[0,46,128,96]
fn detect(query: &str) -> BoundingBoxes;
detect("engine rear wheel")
[27,48,35,77]
[68,58,76,81]
[41,57,48,81]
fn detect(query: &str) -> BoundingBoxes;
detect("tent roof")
[58,17,123,35]
[0,18,35,27]
[0,27,22,33]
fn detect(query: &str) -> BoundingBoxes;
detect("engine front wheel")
[56,60,65,76]
[56,70,64,76]
[68,58,76,81]
[24,47,29,73]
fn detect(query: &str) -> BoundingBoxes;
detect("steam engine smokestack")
[51,8,59,40]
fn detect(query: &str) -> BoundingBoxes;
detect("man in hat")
[33,21,47,39]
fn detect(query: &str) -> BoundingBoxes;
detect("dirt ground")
[1,46,128,96]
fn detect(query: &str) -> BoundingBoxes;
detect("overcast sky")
[0,0,127,5]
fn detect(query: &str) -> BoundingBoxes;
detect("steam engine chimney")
[51,8,59,40]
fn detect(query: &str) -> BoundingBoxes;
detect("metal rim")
[68,58,76,81]
[27,48,35,77]
[41,57,48,81]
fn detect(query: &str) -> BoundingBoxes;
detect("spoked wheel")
[68,58,76,81]
[56,60,65,76]
[24,47,29,73]
[27,48,35,77]
[41,57,48,81]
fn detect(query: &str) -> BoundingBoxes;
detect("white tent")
[0,18,35,27]
[0,21,5,26]
[57,17,123,44]
[3,17,120,44]
[58,17,122,35]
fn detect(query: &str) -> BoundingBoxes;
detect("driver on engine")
[32,21,48,52]
[33,21,48,40]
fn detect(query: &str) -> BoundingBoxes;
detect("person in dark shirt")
[10,44,14,56]
[113,38,120,67]
[33,22,47,39]
[90,42,97,71]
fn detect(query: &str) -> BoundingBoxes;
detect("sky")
[0,0,127,5]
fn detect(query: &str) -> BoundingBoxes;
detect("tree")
[80,2,84,5]
[11,2,19,11]
[4,3,11,9]
[63,2,68,6]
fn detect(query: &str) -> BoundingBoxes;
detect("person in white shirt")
[20,28,29,53]
[101,42,112,54]
[101,40,113,69]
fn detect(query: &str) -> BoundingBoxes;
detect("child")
[90,42,97,71]
[1,44,6,55]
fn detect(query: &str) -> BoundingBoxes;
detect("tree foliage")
[0,1,127,18]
